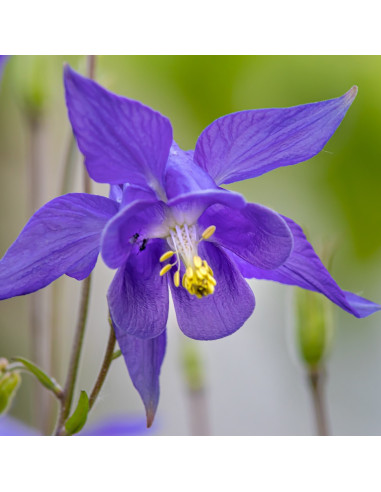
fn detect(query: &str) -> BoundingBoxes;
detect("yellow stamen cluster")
[158,224,217,298]
[182,256,216,299]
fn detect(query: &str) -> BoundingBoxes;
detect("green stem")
[6,362,64,400]
[308,366,330,436]
[88,318,116,410]
[56,317,116,436]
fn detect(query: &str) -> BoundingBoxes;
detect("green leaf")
[65,391,89,436]
[111,349,122,361]
[0,372,21,414]
[12,357,63,397]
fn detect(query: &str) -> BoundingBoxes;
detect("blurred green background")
[0,56,381,435]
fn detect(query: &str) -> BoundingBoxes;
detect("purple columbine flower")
[0,414,152,436]
[1,66,380,426]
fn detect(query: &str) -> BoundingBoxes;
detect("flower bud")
[9,56,54,118]
[0,358,9,372]
[181,342,205,392]
[296,288,333,368]
[0,372,21,415]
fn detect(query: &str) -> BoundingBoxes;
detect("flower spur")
[1,66,380,426]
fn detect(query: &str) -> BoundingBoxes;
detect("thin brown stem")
[187,388,210,436]
[89,318,116,410]
[27,115,43,362]
[50,116,80,386]
[53,55,97,436]
[84,55,96,196]
[59,132,78,196]
[48,98,80,434]
[54,275,92,435]
[308,366,330,436]
[26,114,52,433]
[181,340,210,436]
[87,55,97,80]
[49,74,82,402]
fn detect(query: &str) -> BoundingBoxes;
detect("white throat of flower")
[159,224,217,298]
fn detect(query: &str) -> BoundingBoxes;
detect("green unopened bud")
[296,288,333,368]
[181,341,205,392]
[0,372,21,414]
[0,358,9,372]
[9,56,55,119]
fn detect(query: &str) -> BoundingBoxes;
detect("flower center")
[159,224,217,298]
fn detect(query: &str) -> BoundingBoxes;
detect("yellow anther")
[182,258,217,298]
[207,284,215,295]
[204,260,214,276]
[208,275,217,286]
[193,256,202,268]
[160,251,175,262]
[159,264,173,276]
[201,225,216,240]
[174,270,180,287]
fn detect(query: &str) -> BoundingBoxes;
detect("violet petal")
[164,142,217,199]
[194,87,358,184]
[170,241,255,340]
[107,239,169,338]
[116,329,167,428]
[198,202,293,270]
[64,65,173,192]
[229,215,381,318]
[167,188,246,225]
[101,199,168,269]
[0,194,118,299]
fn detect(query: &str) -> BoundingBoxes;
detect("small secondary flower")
[0,414,151,436]
[1,66,380,426]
